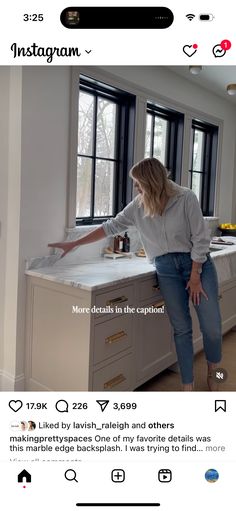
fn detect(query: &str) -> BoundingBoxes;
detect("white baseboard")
[0,370,25,391]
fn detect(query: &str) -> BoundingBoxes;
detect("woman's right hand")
[48,240,78,259]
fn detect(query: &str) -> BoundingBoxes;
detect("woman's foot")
[207,363,219,391]
[207,373,219,391]
[182,383,194,391]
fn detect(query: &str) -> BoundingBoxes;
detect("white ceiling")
[168,66,236,104]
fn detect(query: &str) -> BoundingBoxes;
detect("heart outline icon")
[9,400,23,412]
[183,44,198,57]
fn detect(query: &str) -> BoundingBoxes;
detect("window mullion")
[150,115,155,157]
[202,132,211,215]
[200,131,207,211]
[91,95,98,218]
[114,103,121,214]
[166,119,172,173]
[189,128,195,189]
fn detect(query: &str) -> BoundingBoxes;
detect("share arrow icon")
[96,400,109,412]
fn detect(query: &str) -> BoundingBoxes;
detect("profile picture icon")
[205,468,219,483]
[28,421,36,431]
[10,421,21,432]
[20,421,28,431]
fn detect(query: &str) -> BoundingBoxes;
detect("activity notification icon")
[183,44,198,57]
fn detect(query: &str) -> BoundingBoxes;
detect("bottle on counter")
[122,232,130,253]
[114,235,124,253]
[119,235,124,251]
[113,235,119,253]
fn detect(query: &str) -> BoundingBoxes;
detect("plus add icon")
[111,469,125,483]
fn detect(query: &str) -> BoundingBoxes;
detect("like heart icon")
[183,44,198,57]
[9,399,23,412]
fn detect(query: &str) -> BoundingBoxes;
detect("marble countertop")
[25,238,236,291]
[25,257,155,291]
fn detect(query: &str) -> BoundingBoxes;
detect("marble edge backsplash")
[26,219,219,271]
[26,226,142,271]
[25,254,61,270]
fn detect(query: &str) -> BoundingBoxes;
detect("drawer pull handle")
[104,373,126,389]
[106,295,128,306]
[152,284,160,291]
[105,330,127,344]
[153,300,165,308]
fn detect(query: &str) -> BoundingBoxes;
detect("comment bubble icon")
[55,399,69,413]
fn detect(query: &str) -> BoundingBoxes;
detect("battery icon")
[199,14,214,21]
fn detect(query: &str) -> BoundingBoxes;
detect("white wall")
[2,67,22,387]
[15,67,71,379]
[0,67,10,370]
[0,67,71,387]
[0,68,23,389]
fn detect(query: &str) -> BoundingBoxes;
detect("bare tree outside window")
[145,112,169,165]
[76,89,118,219]
[191,129,205,202]
[145,113,152,158]
[153,116,168,164]
[94,99,116,216]
[189,120,218,216]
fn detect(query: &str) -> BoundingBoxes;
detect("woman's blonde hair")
[129,157,179,217]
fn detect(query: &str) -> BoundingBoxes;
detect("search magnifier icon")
[64,469,78,482]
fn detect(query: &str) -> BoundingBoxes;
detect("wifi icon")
[186,13,195,21]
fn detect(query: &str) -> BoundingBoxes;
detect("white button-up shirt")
[102,183,210,263]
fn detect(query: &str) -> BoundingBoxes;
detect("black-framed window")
[190,120,218,216]
[145,103,184,183]
[76,76,135,224]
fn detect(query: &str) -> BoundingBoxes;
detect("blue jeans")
[154,252,222,384]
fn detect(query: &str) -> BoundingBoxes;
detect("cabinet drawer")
[94,314,132,365]
[95,284,134,316]
[92,353,134,391]
[219,285,236,324]
[138,276,161,301]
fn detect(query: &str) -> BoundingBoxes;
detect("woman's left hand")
[186,275,208,305]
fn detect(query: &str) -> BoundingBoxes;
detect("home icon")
[18,470,31,483]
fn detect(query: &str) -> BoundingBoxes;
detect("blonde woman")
[49,157,222,391]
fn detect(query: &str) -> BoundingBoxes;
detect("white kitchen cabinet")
[25,279,93,391]
[25,273,176,391]
[25,265,236,391]
[218,278,236,333]
[25,277,138,391]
